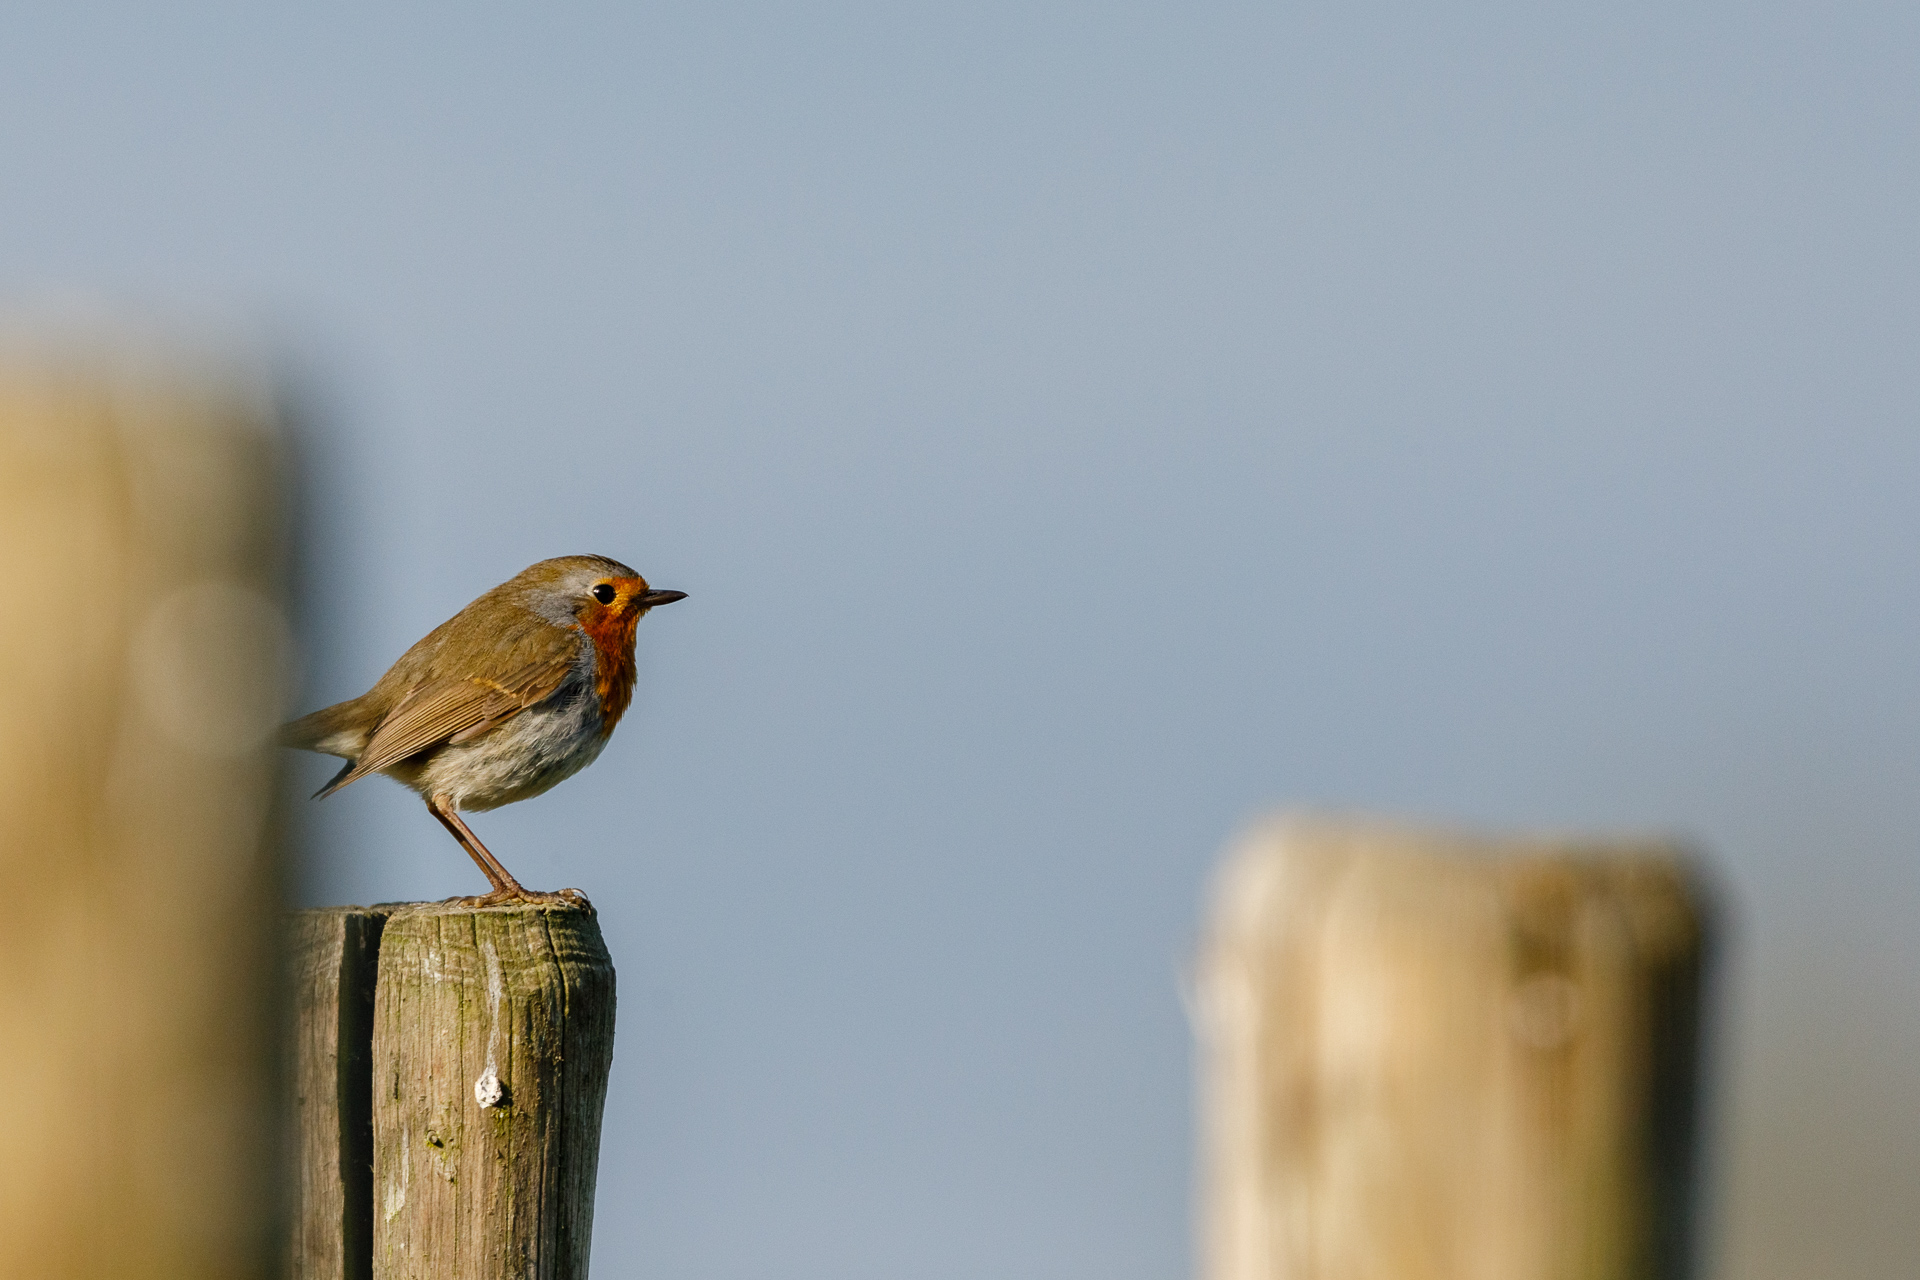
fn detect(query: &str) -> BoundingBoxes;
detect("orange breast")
[579,607,640,734]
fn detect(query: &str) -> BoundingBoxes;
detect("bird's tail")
[310,757,360,800]
[279,700,362,753]
[281,700,375,799]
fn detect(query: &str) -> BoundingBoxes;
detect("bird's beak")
[640,589,688,608]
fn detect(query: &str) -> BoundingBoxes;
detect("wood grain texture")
[1197,815,1710,1280]
[288,908,394,1280]
[371,903,616,1280]
[0,360,291,1279]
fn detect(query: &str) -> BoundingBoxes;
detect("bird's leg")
[427,798,525,896]
[425,793,588,909]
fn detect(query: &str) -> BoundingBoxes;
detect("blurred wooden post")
[287,902,617,1280]
[0,358,292,1279]
[1196,816,1710,1280]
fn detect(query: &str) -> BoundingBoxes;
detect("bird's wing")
[314,632,581,799]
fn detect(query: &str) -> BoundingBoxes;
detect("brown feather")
[313,608,584,799]
[280,698,375,757]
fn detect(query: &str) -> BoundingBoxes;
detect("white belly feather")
[406,672,610,811]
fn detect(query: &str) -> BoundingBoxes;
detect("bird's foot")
[442,886,593,912]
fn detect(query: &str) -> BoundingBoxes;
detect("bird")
[281,554,686,907]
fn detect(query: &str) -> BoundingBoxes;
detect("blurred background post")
[0,353,292,1279]
[1198,816,1709,1280]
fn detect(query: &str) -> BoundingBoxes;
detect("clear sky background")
[3,4,1916,1277]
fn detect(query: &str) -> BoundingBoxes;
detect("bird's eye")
[591,583,617,605]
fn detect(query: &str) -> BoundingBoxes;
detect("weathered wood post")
[0,358,291,1279]
[287,902,616,1280]
[1195,815,1710,1280]
[288,907,394,1280]
[373,902,617,1278]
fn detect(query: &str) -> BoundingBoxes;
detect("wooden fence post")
[0,358,291,1279]
[287,902,617,1280]
[288,907,394,1280]
[1195,815,1710,1280]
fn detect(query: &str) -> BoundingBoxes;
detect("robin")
[282,554,686,906]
